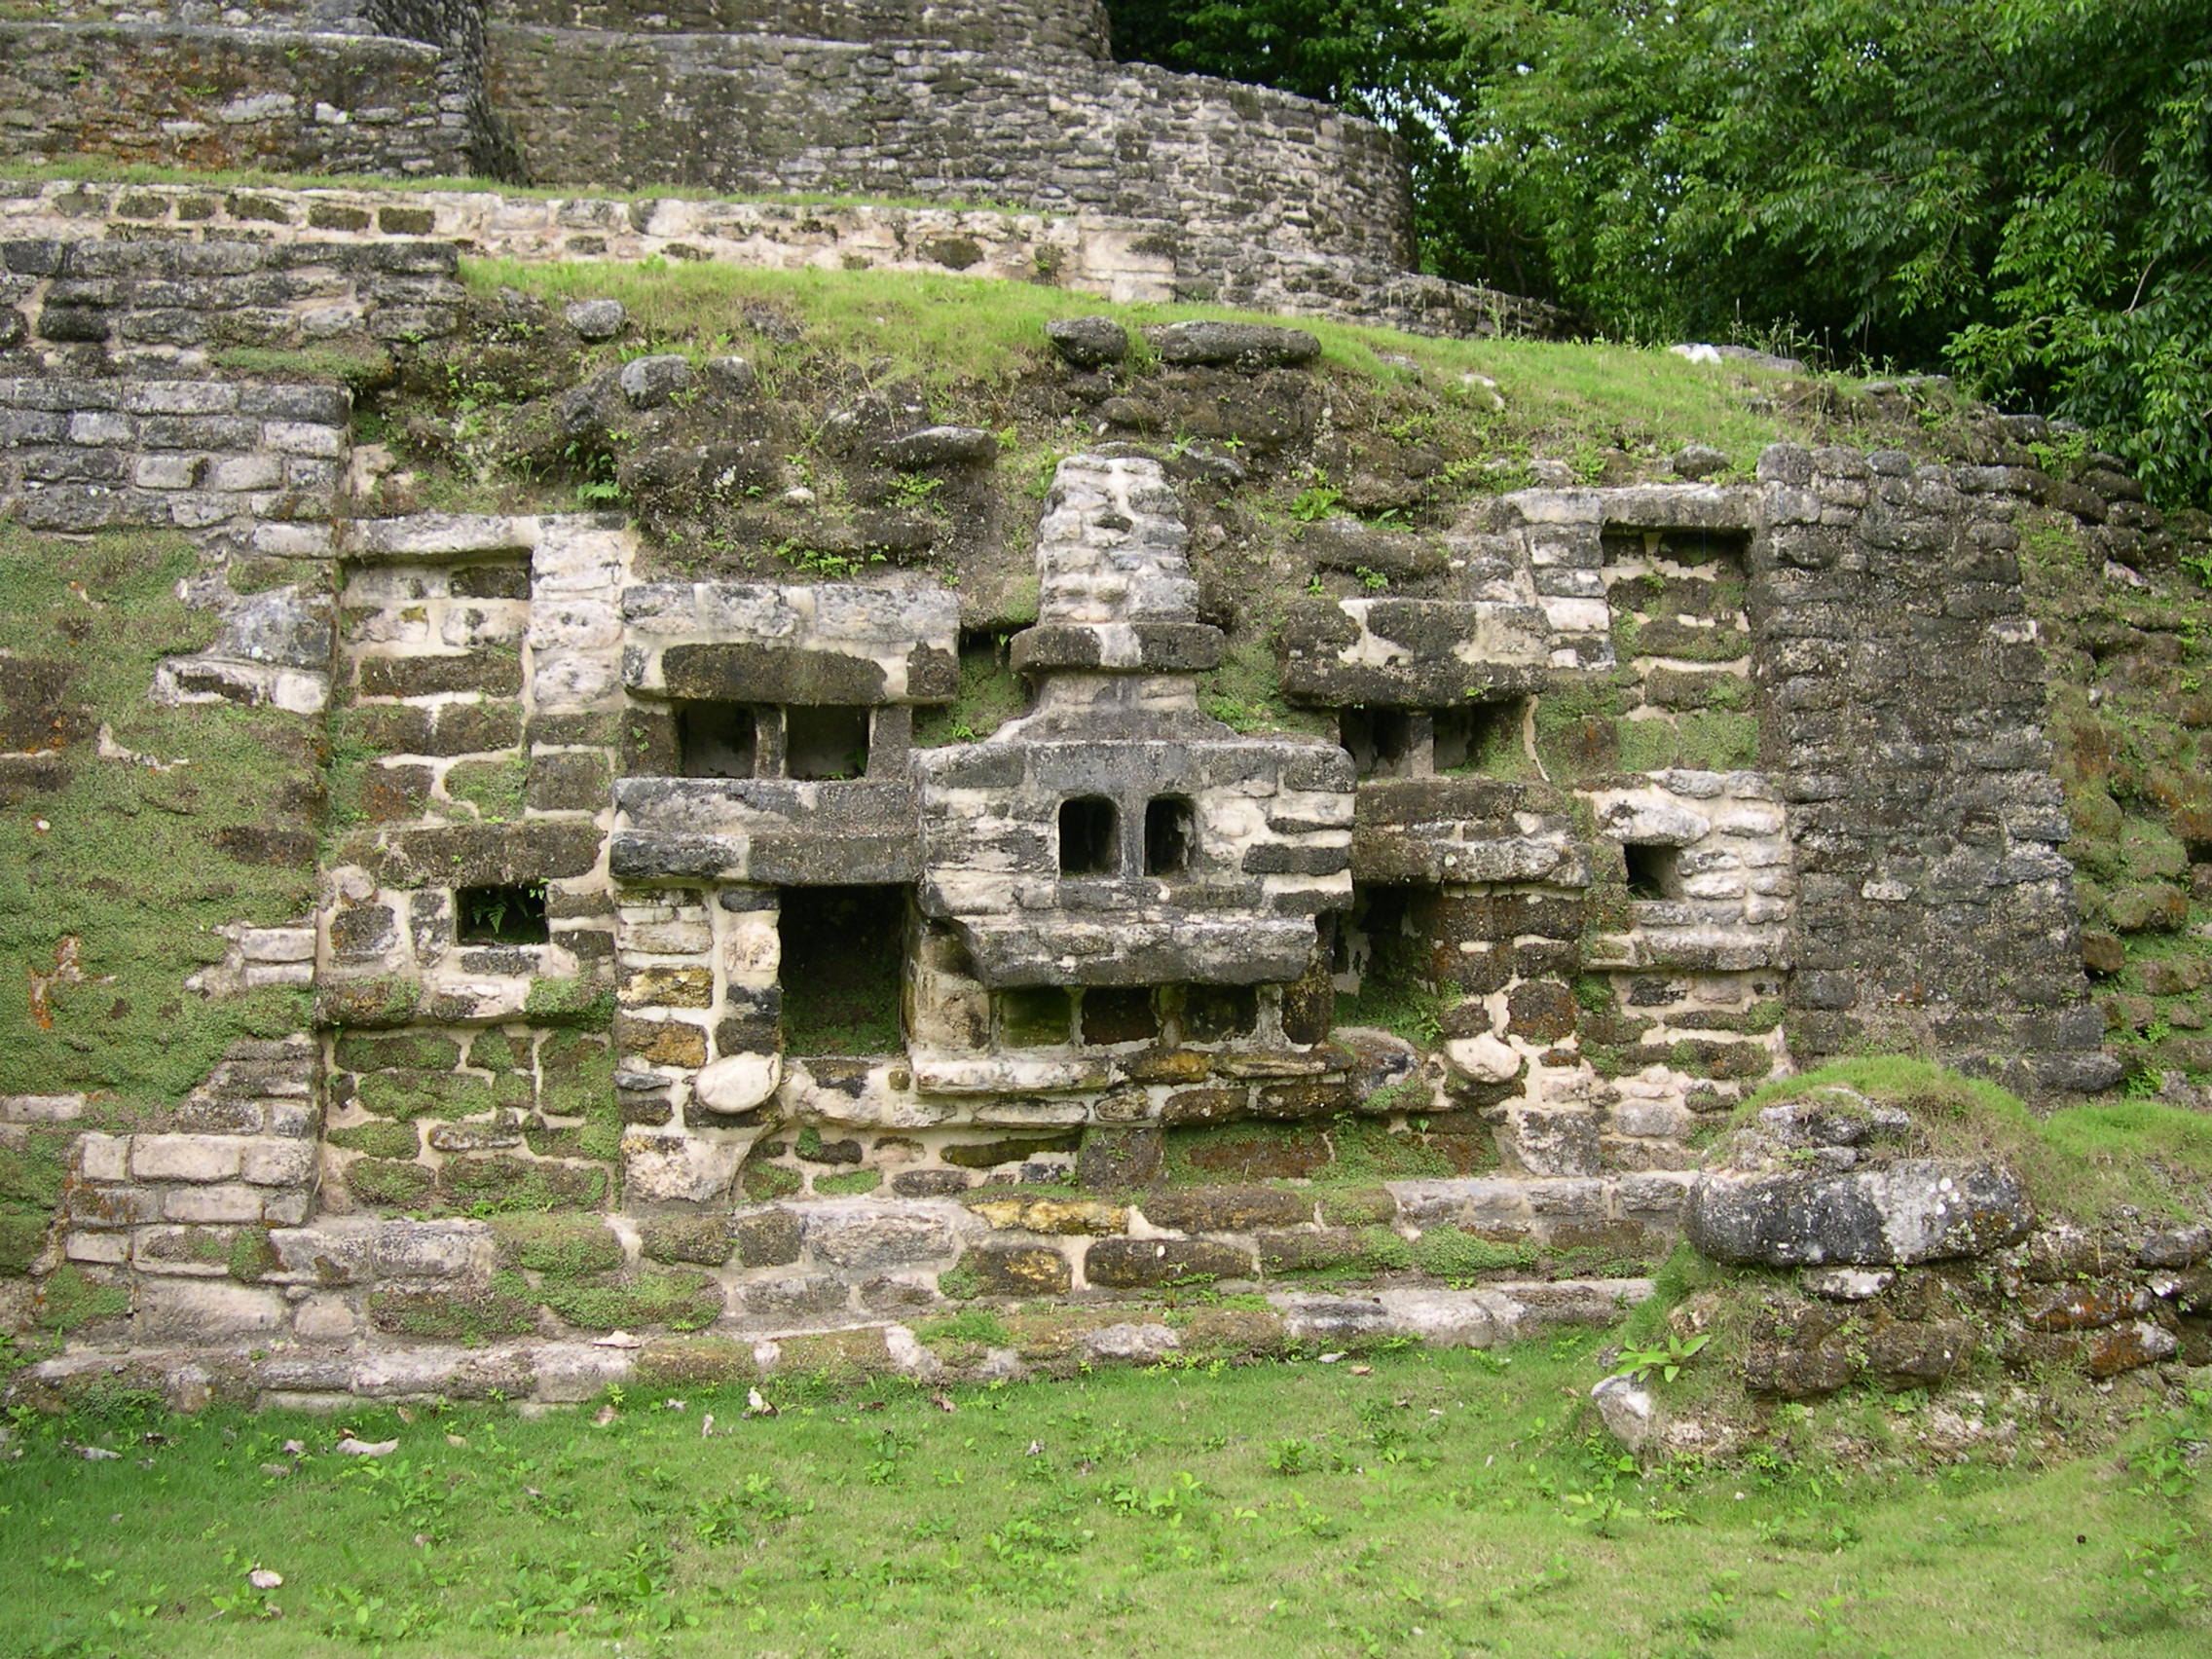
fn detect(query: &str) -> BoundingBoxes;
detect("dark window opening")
[1144,795,1196,876]
[1081,986,1159,1046]
[1059,795,1120,875]
[1623,842,1683,901]
[456,884,548,944]
[998,986,1074,1048]
[677,702,759,779]
[1182,983,1258,1044]
[1433,698,1524,774]
[779,885,905,1054]
[1340,707,1419,779]
[784,705,871,781]
[1333,885,1441,1035]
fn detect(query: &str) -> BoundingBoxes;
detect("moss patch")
[0,528,317,1115]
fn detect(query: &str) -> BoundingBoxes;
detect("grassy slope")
[0,1341,2203,1658]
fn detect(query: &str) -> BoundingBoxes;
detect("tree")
[1109,3,2212,503]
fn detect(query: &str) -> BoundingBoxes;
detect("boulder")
[1687,1159,2031,1266]
[1045,316,1128,369]
[564,298,627,341]
[1144,320,1320,368]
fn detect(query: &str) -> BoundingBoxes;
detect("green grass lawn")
[1,1333,2204,1658]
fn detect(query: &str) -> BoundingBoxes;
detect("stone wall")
[0,20,479,177]
[483,30,1415,271]
[1755,444,2117,1096]
[489,0,1113,57]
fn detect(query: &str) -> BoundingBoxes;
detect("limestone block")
[132,1134,244,1184]
[241,1137,316,1187]
[137,1277,289,1340]
[78,1132,130,1182]
[293,1294,359,1343]
[1444,1034,1520,1085]
[163,1184,266,1224]
[620,1128,755,1205]
[805,1205,956,1272]
[525,1343,637,1402]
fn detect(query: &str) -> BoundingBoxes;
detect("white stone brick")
[132,1134,244,1183]
[2,1092,87,1124]
[239,927,315,963]
[163,1183,264,1224]
[78,1132,130,1182]
[240,961,314,988]
[261,421,345,458]
[1612,1099,1694,1139]
[68,411,134,445]
[137,1278,288,1340]
[133,453,201,490]
[241,1138,316,1187]
[293,1293,359,1343]
[209,453,285,492]
[62,1231,124,1265]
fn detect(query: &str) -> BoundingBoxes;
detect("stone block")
[955,1244,1073,1296]
[137,1278,289,1340]
[131,1134,244,1184]
[1085,1237,1255,1288]
[163,1184,267,1224]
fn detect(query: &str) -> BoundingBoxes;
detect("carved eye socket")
[1058,796,1118,875]
[1144,796,1195,876]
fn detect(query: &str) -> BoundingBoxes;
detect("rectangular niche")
[784,705,871,781]
[677,702,761,779]
[997,986,1074,1048]
[1144,796,1196,876]
[1340,707,1419,779]
[1332,885,1439,1019]
[1621,842,1684,901]
[456,883,548,944]
[1058,795,1121,875]
[778,885,906,1054]
[1432,698,1526,775]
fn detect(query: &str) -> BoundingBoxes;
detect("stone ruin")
[1,0,2205,1413]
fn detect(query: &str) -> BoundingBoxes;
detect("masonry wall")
[484,32,1415,271]
[1754,445,2118,1096]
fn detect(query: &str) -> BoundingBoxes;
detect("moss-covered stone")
[742,1161,803,1200]
[0,1207,52,1274]
[814,1168,883,1196]
[354,1069,497,1121]
[36,1262,131,1332]
[368,1283,535,1343]
[491,1211,623,1275]
[346,1156,435,1208]
[0,1129,75,1208]
[635,1336,756,1389]
[513,1268,722,1331]
[437,1155,608,1213]
[227,1227,281,1282]
[639,1215,738,1266]
[326,1120,422,1159]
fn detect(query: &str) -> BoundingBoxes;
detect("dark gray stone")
[1046,315,1128,368]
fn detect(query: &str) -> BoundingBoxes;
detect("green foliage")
[1614,1330,1712,1385]
[1434,0,2212,506]
[34,1262,129,1332]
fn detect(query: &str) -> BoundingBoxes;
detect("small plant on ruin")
[1614,1331,1710,1384]
[1289,475,1344,522]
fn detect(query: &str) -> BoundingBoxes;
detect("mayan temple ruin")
[1,0,2205,1419]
